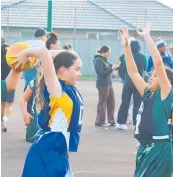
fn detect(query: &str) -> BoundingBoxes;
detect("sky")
[1,0,173,8]
[158,0,173,8]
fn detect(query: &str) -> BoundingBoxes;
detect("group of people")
[93,24,173,176]
[94,33,173,132]
[1,28,75,142]
[1,23,173,177]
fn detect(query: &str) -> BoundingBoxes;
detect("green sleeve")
[121,56,127,71]
[144,56,147,71]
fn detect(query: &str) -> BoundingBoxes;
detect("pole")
[47,0,52,32]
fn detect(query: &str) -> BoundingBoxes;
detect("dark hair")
[165,67,173,86]
[46,32,59,50]
[1,37,5,44]
[63,45,69,50]
[67,43,73,49]
[151,66,173,87]
[130,40,141,53]
[53,51,78,72]
[36,51,79,112]
[97,45,110,54]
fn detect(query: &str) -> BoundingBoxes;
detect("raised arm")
[120,27,147,96]
[5,70,22,92]
[15,47,62,98]
[137,23,172,100]
[49,49,66,59]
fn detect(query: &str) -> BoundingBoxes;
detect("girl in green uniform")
[20,78,39,143]
[120,23,173,177]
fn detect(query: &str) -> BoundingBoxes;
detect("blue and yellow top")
[36,80,84,152]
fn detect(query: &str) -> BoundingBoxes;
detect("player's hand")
[112,61,121,70]
[136,142,140,150]
[11,52,33,71]
[120,26,129,46]
[136,22,151,38]
[22,111,33,125]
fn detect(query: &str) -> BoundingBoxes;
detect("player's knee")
[1,102,5,117]
[4,102,13,116]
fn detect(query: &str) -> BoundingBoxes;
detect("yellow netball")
[6,42,36,71]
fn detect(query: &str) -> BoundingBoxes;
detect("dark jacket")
[93,54,113,87]
[147,52,173,73]
[118,54,126,81]
[122,52,147,86]
[1,43,11,80]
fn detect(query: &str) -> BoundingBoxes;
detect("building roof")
[92,0,173,31]
[1,0,173,31]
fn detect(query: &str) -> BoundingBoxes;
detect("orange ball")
[6,42,36,71]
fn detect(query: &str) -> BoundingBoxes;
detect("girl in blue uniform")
[120,24,173,177]
[15,48,83,177]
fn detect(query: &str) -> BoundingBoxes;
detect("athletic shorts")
[1,80,7,101]
[1,90,15,103]
[135,140,173,177]
[22,132,73,177]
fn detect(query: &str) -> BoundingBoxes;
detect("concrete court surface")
[1,80,137,177]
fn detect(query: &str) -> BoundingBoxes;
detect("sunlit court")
[1,0,173,177]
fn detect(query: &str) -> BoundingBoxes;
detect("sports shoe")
[95,122,111,127]
[109,121,116,126]
[116,123,127,130]
[1,119,7,132]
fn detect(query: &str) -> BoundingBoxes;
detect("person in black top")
[1,37,10,80]
[120,24,173,177]
[93,45,121,127]
[116,40,147,129]
[1,37,15,132]
[118,54,126,81]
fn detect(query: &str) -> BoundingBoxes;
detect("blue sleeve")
[169,54,173,69]
[163,55,173,69]
[144,56,147,71]
[69,132,80,152]
[172,125,173,144]
[171,102,173,141]
[147,56,153,73]
[168,54,173,68]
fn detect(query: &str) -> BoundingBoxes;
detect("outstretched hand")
[120,26,129,46]
[22,111,34,125]
[11,52,33,71]
[136,22,151,37]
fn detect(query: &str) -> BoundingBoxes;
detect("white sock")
[2,116,8,123]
